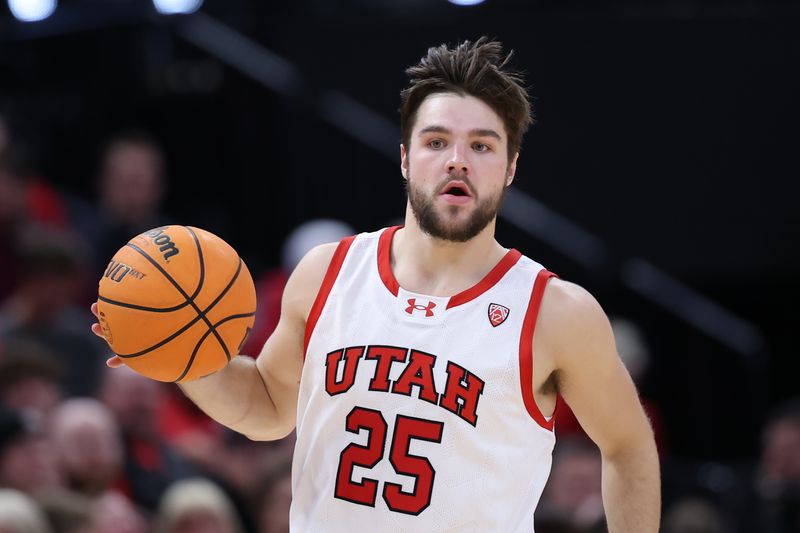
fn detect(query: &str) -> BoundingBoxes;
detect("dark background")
[1,0,798,462]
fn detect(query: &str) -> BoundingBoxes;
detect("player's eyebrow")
[417,125,450,136]
[417,125,502,141]
[470,128,502,141]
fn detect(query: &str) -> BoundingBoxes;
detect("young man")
[94,38,660,531]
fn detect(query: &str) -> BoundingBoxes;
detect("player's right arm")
[95,242,338,441]
[179,242,337,440]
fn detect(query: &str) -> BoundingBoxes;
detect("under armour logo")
[406,298,436,317]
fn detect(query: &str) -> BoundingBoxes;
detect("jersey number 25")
[334,406,444,515]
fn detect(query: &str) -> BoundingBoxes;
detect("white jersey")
[291,226,558,532]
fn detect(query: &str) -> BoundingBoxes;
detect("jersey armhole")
[303,235,356,360]
[519,268,559,431]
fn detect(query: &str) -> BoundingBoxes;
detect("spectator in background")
[0,145,31,303]
[79,491,150,533]
[0,407,61,499]
[536,438,605,531]
[255,460,291,533]
[0,338,63,421]
[99,365,193,510]
[155,478,243,533]
[0,115,9,149]
[219,432,293,510]
[662,497,729,533]
[81,130,171,277]
[0,489,52,533]
[49,399,124,498]
[0,119,71,233]
[754,398,800,533]
[0,225,104,397]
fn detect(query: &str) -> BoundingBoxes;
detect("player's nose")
[446,143,470,174]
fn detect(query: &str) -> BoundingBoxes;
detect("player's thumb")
[106,356,124,368]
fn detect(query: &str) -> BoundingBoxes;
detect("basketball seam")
[172,311,257,383]
[186,226,207,301]
[187,254,245,363]
[97,295,193,313]
[184,226,230,360]
[115,313,207,358]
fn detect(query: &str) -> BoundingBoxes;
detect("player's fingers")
[105,355,124,368]
[91,323,104,338]
[91,302,98,318]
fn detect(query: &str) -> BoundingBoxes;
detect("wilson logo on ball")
[144,227,180,261]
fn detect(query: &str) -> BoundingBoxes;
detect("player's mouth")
[438,180,474,205]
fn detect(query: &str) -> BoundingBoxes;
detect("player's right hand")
[91,302,124,368]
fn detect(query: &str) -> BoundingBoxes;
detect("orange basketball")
[96,226,256,383]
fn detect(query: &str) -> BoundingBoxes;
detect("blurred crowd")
[0,118,297,533]
[0,115,798,532]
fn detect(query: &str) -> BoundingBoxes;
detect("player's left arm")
[540,279,660,532]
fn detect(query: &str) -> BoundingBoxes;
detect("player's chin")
[440,204,477,223]
[433,217,476,239]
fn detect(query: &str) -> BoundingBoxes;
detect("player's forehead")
[412,93,507,141]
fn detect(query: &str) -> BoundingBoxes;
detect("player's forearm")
[601,436,661,533]
[178,356,293,441]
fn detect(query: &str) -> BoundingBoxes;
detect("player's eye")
[473,142,490,152]
[428,139,445,149]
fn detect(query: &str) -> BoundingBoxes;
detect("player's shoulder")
[537,277,612,360]
[281,241,342,320]
[287,241,341,290]
[298,241,341,273]
[541,278,603,318]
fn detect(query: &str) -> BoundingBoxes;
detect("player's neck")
[392,214,507,297]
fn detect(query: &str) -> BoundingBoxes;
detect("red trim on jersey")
[377,226,401,296]
[377,225,522,309]
[519,268,559,431]
[303,235,356,359]
[446,249,522,309]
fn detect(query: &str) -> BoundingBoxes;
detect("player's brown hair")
[400,37,533,162]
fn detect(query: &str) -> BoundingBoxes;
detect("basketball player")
[93,38,660,531]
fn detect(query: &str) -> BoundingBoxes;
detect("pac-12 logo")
[488,303,509,327]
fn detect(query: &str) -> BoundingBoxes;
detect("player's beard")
[406,171,506,243]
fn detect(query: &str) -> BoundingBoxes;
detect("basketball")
[96,226,256,383]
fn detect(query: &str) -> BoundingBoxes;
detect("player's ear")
[506,152,519,187]
[400,144,409,180]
